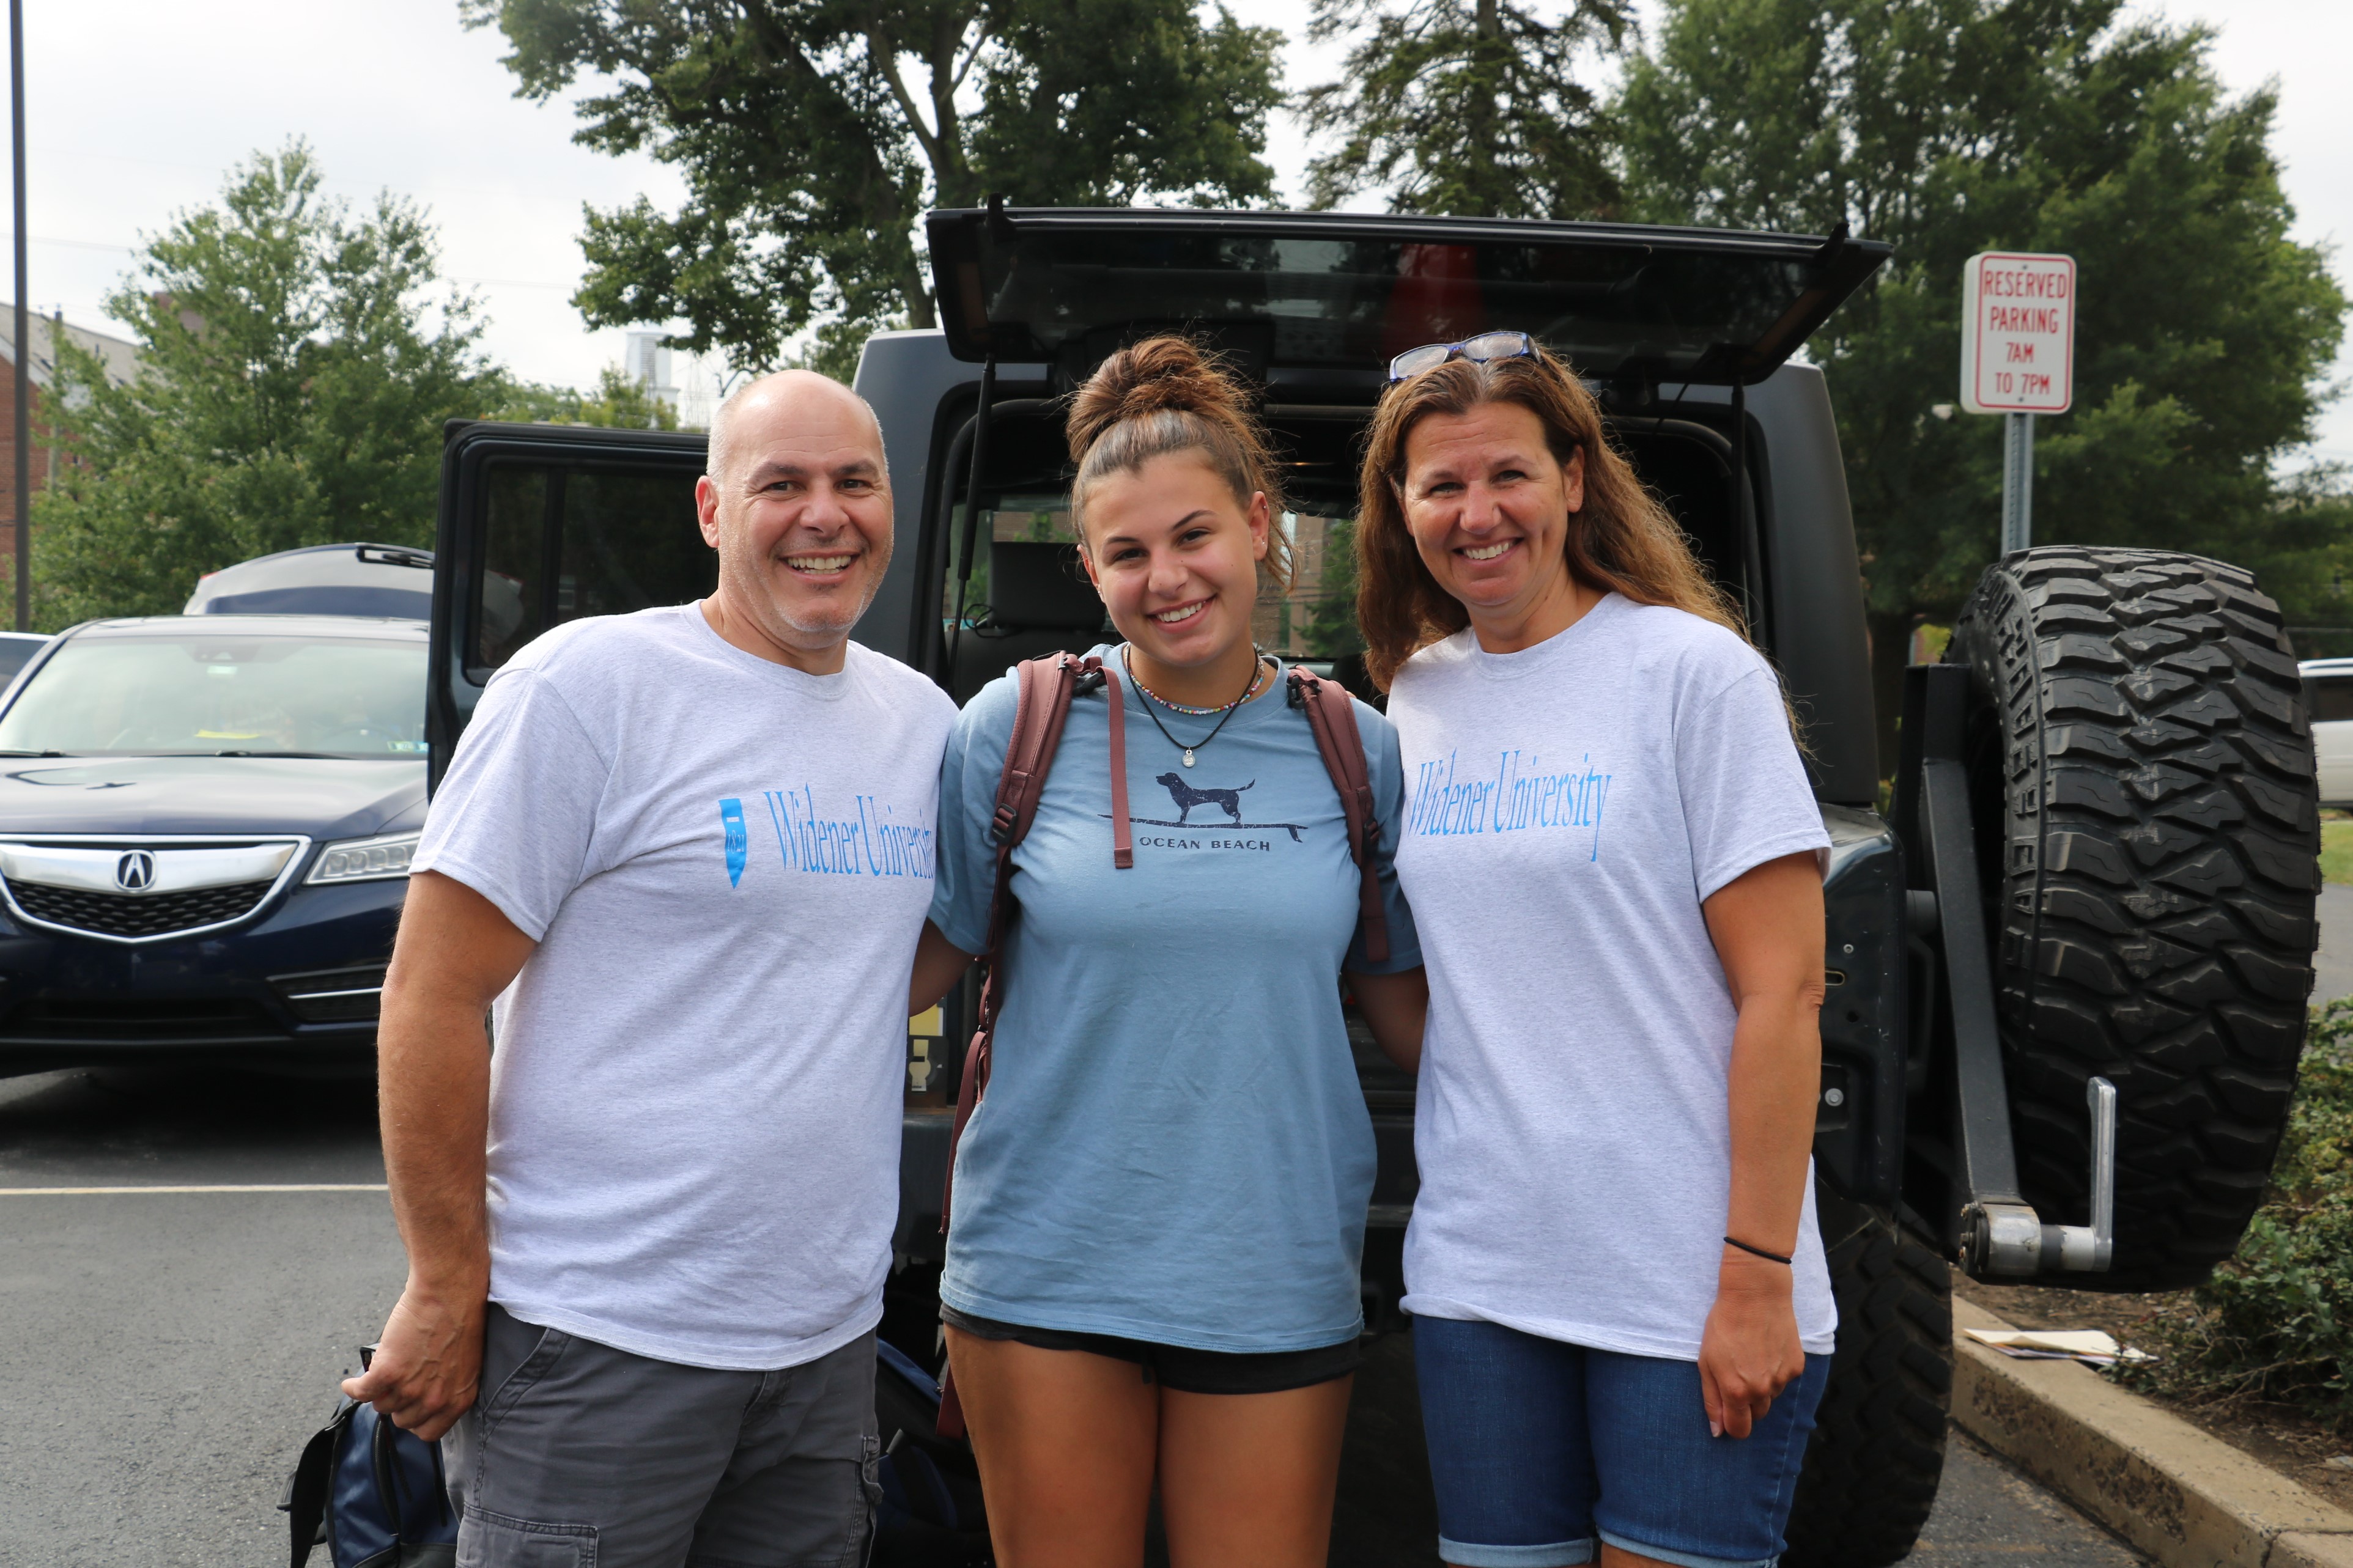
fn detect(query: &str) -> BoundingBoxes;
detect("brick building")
[0,309,142,568]
[1251,511,1350,658]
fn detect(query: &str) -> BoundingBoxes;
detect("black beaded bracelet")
[1723,1235,1793,1265]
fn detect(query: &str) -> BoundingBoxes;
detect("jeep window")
[0,634,427,759]
[928,399,1755,702]
[472,464,712,674]
[944,495,1353,665]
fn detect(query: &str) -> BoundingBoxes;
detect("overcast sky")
[18,0,2351,464]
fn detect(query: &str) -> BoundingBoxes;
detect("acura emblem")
[114,850,156,892]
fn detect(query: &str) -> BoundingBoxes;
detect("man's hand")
[341,1276,489,1442]
[1697,1250,1806,1439]
[357,870,536,1438]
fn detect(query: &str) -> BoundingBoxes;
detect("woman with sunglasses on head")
[1361,333,1834,1568]
[907,336,1427,1568]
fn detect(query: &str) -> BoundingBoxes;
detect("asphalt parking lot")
[0,1068,401,1562]
[0,1065,2159,1566]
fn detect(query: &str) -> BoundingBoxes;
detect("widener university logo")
[1408,749,1613,862]
[717,787,937,888]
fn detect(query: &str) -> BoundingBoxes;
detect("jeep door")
[426,422,713,786]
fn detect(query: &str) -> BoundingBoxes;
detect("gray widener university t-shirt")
[1387,595,1837,1361]
[416,605,955,1370]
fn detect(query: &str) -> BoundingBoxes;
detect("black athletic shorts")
[939,1305,1363,1395]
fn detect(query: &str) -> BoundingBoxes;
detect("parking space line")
[0,1183,389,1194]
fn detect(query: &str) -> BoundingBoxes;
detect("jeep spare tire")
[1946,547,2317,1290]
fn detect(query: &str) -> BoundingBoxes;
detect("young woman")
[1357,334,1834,1568]
[907,337,1427,1568]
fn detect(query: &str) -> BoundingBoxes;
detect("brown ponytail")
[1067,337,1294,591]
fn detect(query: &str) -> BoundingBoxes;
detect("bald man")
[347,371,956,1566]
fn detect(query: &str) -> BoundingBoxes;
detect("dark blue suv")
[0,614,425,1078]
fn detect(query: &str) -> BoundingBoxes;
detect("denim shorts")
[1413,1314,1830,1568]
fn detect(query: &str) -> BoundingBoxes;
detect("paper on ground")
[1962,1326,2155,1364]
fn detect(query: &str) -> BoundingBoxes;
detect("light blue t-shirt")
[929,648,1420,1353]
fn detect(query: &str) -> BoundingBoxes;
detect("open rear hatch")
[926,205,1889,393]
[917,207,1890,701]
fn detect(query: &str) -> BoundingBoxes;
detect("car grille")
[4,877,278,938]
[0,996,280,1039]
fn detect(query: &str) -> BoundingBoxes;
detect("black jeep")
[425,207,2318,1566]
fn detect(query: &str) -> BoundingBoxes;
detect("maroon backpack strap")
[947,653,1092,1220]
[1103,663,1134,869]
[936,652,1116,1437]
[1288,668,1389,967]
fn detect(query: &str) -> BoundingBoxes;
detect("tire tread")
[1948,547,2316,1290]
[1783,1202,1951,1568]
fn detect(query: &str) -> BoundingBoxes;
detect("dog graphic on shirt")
[1156,773,1256,826]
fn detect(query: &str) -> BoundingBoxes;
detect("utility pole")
[10,0,26,632]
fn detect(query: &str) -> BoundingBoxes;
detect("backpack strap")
[937,650,1127,1438]
[278,1399,350,1568]
[1104,661,1133,869]
[947,654,1092,1224]
[1288,668,1389,967]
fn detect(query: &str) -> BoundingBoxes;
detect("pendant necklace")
[1123,646,1268,767]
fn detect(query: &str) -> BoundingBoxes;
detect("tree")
[34,144,506,626]
[465,0,1287,378]
[1617,0,2349,770]
[1302,516,1365,658]
[495,365,686,430]
[1301,0,1632,217]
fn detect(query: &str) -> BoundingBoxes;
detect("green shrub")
[2127,1000,2353,1426]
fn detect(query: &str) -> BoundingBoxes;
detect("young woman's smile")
[1080,451,1271,707]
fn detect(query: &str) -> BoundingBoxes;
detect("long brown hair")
[1066,336,1293,591]
[1355,345,1745,688]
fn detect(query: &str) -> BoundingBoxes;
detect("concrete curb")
[1951,1294,2353,1567]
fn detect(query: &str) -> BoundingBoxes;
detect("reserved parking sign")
[1960,252,2075,415]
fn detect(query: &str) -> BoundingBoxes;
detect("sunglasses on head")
[1386,330,1538,385]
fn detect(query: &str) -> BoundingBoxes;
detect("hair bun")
[1066,337,1249,463]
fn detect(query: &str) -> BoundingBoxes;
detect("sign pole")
[2001,411,2034,554]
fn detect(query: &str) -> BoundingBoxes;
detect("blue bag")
[279,1347,458,1568]
[873,1338,992,1567]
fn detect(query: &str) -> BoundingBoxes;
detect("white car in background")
[2301,658,2353,807]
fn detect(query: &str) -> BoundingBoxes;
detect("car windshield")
[0,633,426,759]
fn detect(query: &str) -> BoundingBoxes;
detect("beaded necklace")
[1121,646,1271,767]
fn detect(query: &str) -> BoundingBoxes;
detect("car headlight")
[306,831,421,885]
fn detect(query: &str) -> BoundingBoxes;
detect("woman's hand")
[1697,1249,1806,1438]
[1699,850,1825,1438]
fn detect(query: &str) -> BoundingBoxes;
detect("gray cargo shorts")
[441,1304,879,1568]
